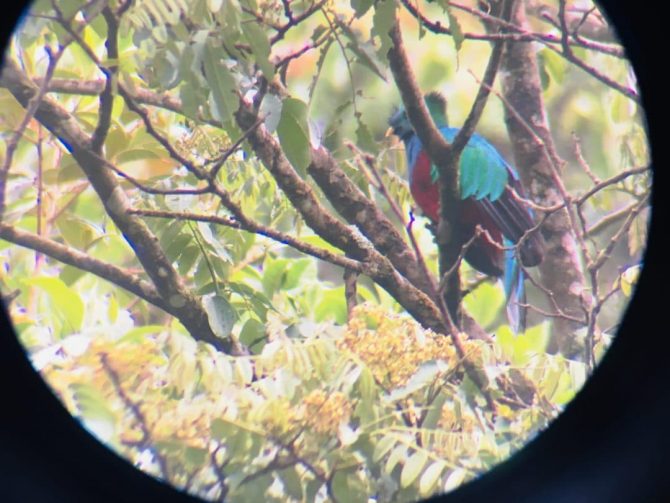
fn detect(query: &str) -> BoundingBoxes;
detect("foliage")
[0,0,650,500]
[30,303,586,502]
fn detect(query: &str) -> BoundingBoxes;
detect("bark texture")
[500,1,588,357]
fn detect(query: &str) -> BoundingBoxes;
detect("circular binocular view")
[0,0,650,501]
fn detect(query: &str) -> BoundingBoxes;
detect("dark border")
[1,1,666,502]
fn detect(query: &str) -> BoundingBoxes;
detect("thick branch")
[307,148,435,296]
[0,223,168,312]
[234,99,449,335]
[387,19,464,325]
[499,1,588,357]
[0,59,237,354]
[129,208,367,274]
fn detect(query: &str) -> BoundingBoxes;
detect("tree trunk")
[500,0,588,357]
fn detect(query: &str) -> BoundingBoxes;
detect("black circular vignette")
[0,0,666,502]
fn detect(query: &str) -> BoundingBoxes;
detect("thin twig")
[100,353,169,479]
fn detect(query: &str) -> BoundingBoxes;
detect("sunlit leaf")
[203,294,237,340]
[277,97,312,176]
[620,264,641,297]
[203,40,237,125]
[385,444,408,475]
[278,467,303,501]
[26,276,84,334]
[259,93,282,133]
[443,467,468,492]
[239,317,265,350]
[70,383,116,441]
[314,286,347,324]
[352,0,373,17]
[241,19,274,79]
[419,460,447,497]
[463,281,505,329]
[400,450,428,488]
[373,435,396,463]
[387,360,448,401]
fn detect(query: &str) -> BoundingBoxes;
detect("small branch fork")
[100,353,169,479]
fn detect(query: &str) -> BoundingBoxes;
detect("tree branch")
[498,1,589,357]
[234,98,449,335]
[0,223,169,312]
[0,59,240,355]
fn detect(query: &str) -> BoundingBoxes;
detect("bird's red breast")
[409,151,505,276]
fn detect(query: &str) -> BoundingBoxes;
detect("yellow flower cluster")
[148,394,229,449]
[300,390,352,435]
[438,404,476,433]
[258,397,296,435]
[338,304,457,388]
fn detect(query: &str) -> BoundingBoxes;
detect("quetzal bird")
[389,92,544,331]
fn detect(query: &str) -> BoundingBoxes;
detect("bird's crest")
[388,91,449,140]
[424,91,448,127]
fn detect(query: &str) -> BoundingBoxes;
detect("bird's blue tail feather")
[503,239,526,333]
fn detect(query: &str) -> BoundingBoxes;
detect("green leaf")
[239,473,272,501]
[203,40,238,126]
[55,214,97,249]
[540,362,562,401]
[234,357,254,384]
[314,286,347,324]
[107,294,119,323]
[118,325,165,344]
[239,318,265,350]
[496,322,550,366]
[356,366,377,401]
[301,234,342,254]
[278,467,303,501]
[401,450,428,488]
[26,276,84,334]
[373,435,397,463]
[352,0,373,17]
[443,467,467,493]
[241,19,274,79]
[259,93,282,133]
[387,361,448,401]
[261,256,289,296]
[356,120,377,154]
[71,383,116,441]
[385,444,408,475]
[419,460,447,497]
[538,48,566,88]
[211,417,235,440]
[203,294,237,339]
[463,281,505,329]
[177,244,200,275]
[283,258,312,290]
[373,0,396,59]
[445,3,464,53]
[338,19,386,82]
[620,264,641,297]
[185,446,207,466]
[421,391,448,430]
[331,469,368,503]
[71,383,116,423]
[114,148,162,164]
[277,97,312,176]
[165,233,193,261]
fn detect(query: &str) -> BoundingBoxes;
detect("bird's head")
[388,91,448,141]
